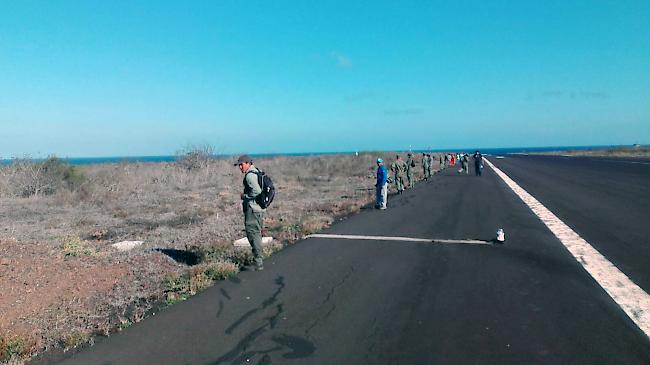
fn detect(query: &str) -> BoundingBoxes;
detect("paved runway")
[49,156,650,365]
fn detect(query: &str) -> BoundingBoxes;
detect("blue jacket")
[376,164,388,186]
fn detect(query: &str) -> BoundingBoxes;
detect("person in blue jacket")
[375,158,388,210]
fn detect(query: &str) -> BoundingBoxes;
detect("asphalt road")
[48,156,650,365]
[490,154,650,293]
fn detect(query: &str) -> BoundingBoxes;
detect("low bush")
[61,235,96,257]
[0,334,39,363]
[0,156,86,198]
[0,335,23,363]
[175,144,214,171]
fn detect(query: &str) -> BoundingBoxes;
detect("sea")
[0,145,638,166]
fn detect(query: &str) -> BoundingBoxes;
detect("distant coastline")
[1,144,645,165]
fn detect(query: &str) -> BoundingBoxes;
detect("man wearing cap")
[375,158,388,210]
[235,155,265,271]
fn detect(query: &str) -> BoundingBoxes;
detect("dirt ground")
[0,152,439,363]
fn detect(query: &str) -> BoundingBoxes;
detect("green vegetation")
[0,156,86,198]
[60,332,90,351]
[61,235,96,257]
[0,336,24,362]
[0,334,38,363]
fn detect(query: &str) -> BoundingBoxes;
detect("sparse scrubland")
[533,145,650,158]
[0,151,433,363]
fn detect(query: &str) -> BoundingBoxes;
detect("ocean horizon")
[0,144,643,166]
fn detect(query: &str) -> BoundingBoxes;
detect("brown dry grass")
[0,152,438,364]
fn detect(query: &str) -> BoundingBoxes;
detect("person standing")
[473,150,483,176]
[422,153,430,180]
[391,155,406,194]
[375,158,388,209]
[235,155,265,271]
[406,153,415,188]
[462,153,469,174]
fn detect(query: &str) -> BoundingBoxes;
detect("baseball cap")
[234,155,252,166]
[377,158,383,163]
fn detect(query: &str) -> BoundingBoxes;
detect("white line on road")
[602,160,650,165]
[484,157,650,339]
[305,233,492,245]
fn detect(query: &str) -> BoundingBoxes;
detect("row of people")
[375,150,484,209]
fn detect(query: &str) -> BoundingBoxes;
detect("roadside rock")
[233,237,274,248]
[111,240,144,251]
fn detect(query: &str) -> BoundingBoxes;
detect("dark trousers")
[244,208,264,266]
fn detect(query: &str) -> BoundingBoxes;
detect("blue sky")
[1,1,649,157]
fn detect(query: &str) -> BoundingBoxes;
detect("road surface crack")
[305,266,355,337]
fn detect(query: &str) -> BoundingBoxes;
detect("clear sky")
[1,1,649,157]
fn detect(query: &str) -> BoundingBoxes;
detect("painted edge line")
[484,157,650,339]
[305,233,491,245]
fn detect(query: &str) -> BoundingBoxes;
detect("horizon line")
[1,143,646,161]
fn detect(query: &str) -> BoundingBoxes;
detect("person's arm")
[243,172,262,200]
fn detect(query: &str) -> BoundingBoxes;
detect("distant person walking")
[422,153,432,180]
[473,150,483,176]
[422,153,433,180]
[235,155,265,271]
[375,158,388,210]
[391,155,406,194]
[406,153,415,188]
[461,153,469,174]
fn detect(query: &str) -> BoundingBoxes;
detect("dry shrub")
[0,334,39,363]
[0,157,86,198]
[163,261,237,304]
[61,235,95,257]
[60,332,89,352]
[188,263,225,294]
[175,144,215,171]
[300,215,334,235]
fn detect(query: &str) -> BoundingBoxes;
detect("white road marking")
[602,160,650,165]
[484,157,650,339]
[305,233,492,245]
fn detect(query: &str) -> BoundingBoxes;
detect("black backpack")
[247,170,275,209]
